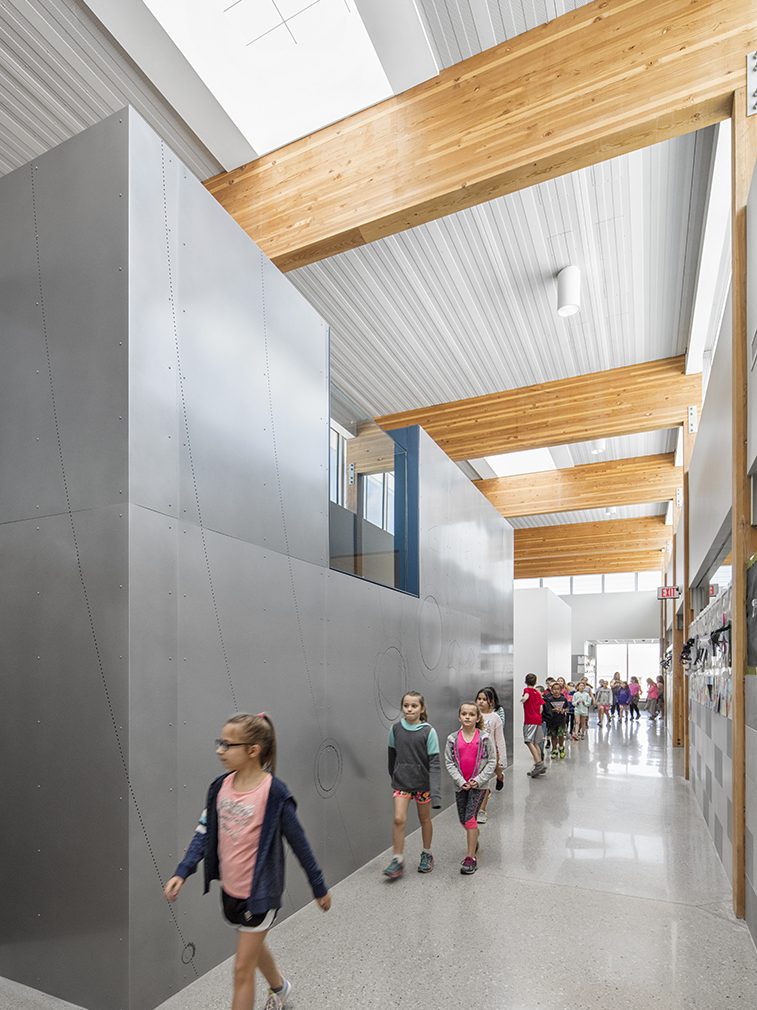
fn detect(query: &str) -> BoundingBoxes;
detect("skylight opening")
[145,0,393,155]
[484,447,558,478]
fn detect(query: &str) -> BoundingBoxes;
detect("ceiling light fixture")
[605,506,617,518]
[591,438,607,455]
[557,264,581,317]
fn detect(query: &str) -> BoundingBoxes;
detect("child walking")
[474,687,507,822]
[618,681,631,721]
[521,673,546,776]
[164,713,331,1010]
[383,691,441,880]
[543,681,569,757]
[572,681,592,738]
[595,680,613,728]
[628,677,641,720]
[444,702,497,874]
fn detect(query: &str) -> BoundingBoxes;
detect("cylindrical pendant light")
[557,264,581,317]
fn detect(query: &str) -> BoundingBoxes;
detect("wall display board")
[687,585,733,880]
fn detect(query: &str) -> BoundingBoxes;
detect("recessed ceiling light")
[557,265,581,317]
[591,438,607,455]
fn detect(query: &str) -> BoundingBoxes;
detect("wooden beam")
[204,1,755,271]
[516,550,663,579]
[515,516,671,562]
[731,85,757,922]
[476,454,680,518]
[377,357,701,461]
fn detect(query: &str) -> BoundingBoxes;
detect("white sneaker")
[264,979,291,1009]
[476,810,488,824]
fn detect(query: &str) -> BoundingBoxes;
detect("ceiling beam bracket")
[748,51,757,117]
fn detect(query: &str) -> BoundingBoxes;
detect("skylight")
[144,0,393,155]
[484,447,557,478]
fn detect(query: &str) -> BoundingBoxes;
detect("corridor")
[6,720,754,1010]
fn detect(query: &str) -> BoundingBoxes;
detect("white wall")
[689,296,732,585]
[564,591,660,653]
[515,587,571,682]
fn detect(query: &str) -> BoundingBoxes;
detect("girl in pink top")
[443,703,497,875]
[646,678,659,720]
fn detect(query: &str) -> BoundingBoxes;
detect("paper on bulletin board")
[747,558,757,675]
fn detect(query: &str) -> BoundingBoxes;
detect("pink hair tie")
[255,712,268,720]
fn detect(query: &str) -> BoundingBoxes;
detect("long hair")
[459,701,485,730]
[225,713,277,773]
[402,690,428,722]
[476,686,498,712]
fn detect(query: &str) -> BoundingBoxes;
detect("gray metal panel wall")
[1,110,513,1010]
[0,116,130,1009]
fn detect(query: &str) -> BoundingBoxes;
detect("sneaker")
[559,746,565,759]
[476,810,488,824]
[264,979,291,1010]
[382,857,404,880]
[460,856,477,875]
[418,851,434,873]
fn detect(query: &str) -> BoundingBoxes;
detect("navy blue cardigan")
[175,773,328,914]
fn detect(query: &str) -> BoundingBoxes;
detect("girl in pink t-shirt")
[443,702,497,875]
[164,714,331,1010]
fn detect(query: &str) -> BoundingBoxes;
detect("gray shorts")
[523,724,544,745]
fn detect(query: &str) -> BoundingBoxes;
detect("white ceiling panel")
[416,0,595,69]
[0,0,221,180]
[292,128,714,418]
[509,504,668,529]
[567,430,678,468]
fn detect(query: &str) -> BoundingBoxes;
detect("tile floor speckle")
[3,720,757,1009]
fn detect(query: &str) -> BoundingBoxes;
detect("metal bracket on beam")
[749,51,757,116]
[687,405,698,434]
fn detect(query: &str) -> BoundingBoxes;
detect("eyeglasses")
[214,739,249,753]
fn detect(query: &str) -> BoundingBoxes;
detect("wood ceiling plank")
[477,454,680,518]
[204,0,755,271]
[377,356,701,460]
[516,549,665,579]
[515,517,672,561]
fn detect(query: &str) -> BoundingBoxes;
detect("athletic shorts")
[455,788,486,829]
[523,724,544,745]
[221,890,278,933]
[548,723,566,739]
[393,789,431,804]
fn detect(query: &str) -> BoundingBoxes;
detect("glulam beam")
[516,550,664,579]
[204,0,755,271]
[515,516,671,562]
[377,357,701,461]
[476,454,680,519]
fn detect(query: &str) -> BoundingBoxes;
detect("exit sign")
[657,585,681,600]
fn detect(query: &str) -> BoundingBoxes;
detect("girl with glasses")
[163,713,331,1010]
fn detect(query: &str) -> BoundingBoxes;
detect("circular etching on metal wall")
[314,739,343,798]
[374,646,407,727]
[181,942,196,965]
[418,595,443,672]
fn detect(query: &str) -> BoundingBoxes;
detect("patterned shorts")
[393,789,431,804]
[455,788,485,829]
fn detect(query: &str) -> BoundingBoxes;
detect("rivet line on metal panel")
[29,163,198,974]
[160,142,238,712]
[260,252,357,862]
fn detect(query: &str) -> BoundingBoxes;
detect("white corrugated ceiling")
[416,0,595,69]
[509,504,667,529]
[0,0,221,180]
[291,130,713,417]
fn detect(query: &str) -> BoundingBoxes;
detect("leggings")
[629,700,640,719]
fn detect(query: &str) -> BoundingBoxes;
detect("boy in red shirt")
[521,673,546,777]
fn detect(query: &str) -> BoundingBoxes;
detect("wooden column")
[672,524,684,748]
[682,425,696,778]
[731,86,757,921]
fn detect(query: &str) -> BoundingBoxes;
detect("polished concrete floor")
[3,718,757,1009]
